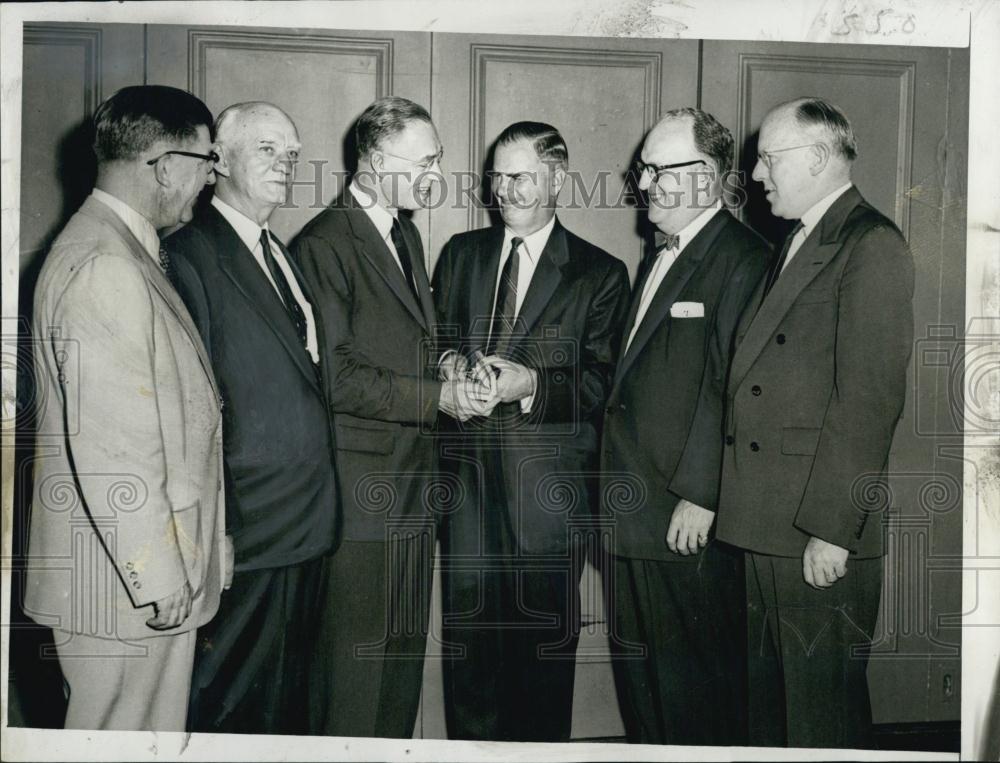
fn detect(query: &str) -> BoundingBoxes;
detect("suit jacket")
[291,192,441,542]
[716,186,914,558]
[25,196,226,640]
[433,218,631,555]
[601,209,770,562]
[164,203,337,570]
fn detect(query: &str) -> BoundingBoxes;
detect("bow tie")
[654,231,680,252]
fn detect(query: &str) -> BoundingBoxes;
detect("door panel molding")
[23,24,102,118]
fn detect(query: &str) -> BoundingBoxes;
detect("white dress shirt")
[211,196,319,363]
[782,182,853,272]
[348,181,412,280]
[91,188,160,263]
[625,199,723,352]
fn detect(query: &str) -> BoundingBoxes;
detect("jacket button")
[752,385,762,396]
[776,334,786,345]
[725,435,734,445]
[750,441,760,452]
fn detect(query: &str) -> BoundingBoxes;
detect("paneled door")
[701,40,968,724]
[146,25,432,249]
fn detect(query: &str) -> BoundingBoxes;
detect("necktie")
[624,237,679,352]
[487,237,523,356]
[158,245,175,283]
[390,218,419,301]
[259,229,308,347]
[653,230,680,252]
[761,222,804,302]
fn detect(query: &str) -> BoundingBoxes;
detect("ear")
[550,165,567,195]
[213,143,233,180]
[150,155,172,189]
[369,150,385,174]
[809,143,832,176]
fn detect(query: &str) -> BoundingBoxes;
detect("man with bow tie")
[715,98,914,749]
[164,101,337,735]
[433,121,630,741]
[600,108,770,746]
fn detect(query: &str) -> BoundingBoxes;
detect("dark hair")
[791,97,858,161]
[355,96,433,159]
[659,107,733,175]
[92,85,213,163]
[495,121,568,170]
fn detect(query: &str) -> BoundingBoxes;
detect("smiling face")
[752,109,821,220]
[374,118,443,211]
[637,117,718,235]
[216,105,301,223]
[490,137,565,237]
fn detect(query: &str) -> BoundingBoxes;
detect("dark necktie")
[158,245,176,284]
[487,236,522,356]
[390,218,419,301]
[259,229,308,347]
[760,221,804,303]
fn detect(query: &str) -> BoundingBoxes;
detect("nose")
[637,168,651,192]
[752,158,766,182]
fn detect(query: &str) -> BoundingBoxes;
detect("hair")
[494,121,568,170]
[214,101,293,145]
[657,107,733,176]
[355,96,433,159]
[788,97,858,161]
[92,85,213,163]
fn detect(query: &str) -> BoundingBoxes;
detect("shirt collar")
[212,195,271,252]
[673,199,723,254]
[91,188,160,261]
[503,214,556,265]
[349,180,397,242]
[799,182,853,236]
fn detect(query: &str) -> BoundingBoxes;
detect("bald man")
[716,98,914,748]
[163,102,338,735]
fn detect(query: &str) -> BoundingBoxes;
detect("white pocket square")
[670,301,704,318]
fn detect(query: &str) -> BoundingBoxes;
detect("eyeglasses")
[757,143,820,169]
[633,158,707,182]
[380,148,444,172]
[146,149,220,166]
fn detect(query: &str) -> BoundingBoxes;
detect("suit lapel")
[83,197,219,396]
[728,187,864,391]
[469,226,505,347]
[614,210,728,386]
[510,220,570,346]
[338,193,429,332]
[204,205,319,390]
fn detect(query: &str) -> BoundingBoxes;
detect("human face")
[637,118,715,235]
[159,124,216,227]
[752,111,819,219]
[490,138,565,237]
[219,107,301,221]
[375,119,443,210]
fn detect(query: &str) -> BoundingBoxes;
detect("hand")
[146,582,193,630]
[438,376,499,421]
[223,534,235,590]
[480,356,536,403]
[666,499,715,555]
[439,350,469,382]
[802,536,849,589]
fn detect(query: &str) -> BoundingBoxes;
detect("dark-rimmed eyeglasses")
[146,149,220,166]
[634,158,707,181]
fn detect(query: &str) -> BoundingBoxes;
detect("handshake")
[437,350,538,422]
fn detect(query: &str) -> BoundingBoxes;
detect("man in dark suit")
[716,97,914,749]
[433,121,631,742]
[292,96,487,738]
[601,108,770,746]
[163,101,337,735]
[25,85,224,732]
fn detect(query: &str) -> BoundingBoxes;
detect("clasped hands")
[438,351,537,422]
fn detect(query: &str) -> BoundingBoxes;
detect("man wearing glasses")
[25,85,225,730]
[292,96,469,738]
[433,121,631,741]
[716,98,914,748]
[600,108,770,745]
[164,101,337,735]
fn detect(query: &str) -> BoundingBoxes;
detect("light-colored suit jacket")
[25,195,226,640]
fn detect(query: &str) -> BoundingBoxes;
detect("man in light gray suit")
[24,85,228,731]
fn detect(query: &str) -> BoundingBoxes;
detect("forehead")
[642,118,697,161]
[493,138,544,174]
[240,110,300,145]
[186,123,212,149]
[384,118,439,154]
[758,111,802,148]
